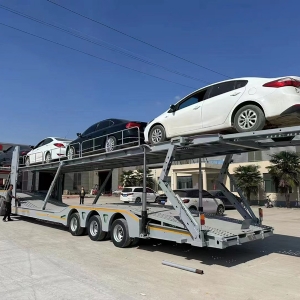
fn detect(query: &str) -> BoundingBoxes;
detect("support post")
[10,146,20,207]
[42,163,64,210]
[93,169,113,204]
[141,146,148,236]
[198,160,203,213]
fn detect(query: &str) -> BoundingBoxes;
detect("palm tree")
[266,151,300,208]
[120,168,154,188]
[233,164,263,205]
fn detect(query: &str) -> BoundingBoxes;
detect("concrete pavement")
[0,200,300,300]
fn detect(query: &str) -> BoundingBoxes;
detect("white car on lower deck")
[25,137,72,165]
[162,188,225,215]
[144,76,300,144]
[120,187,159,203]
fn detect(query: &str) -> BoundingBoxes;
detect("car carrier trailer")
[3,126,300,249]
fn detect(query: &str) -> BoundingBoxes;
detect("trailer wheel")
[69,213,84,236]
[88,215,107,241]
[111,219,131,248]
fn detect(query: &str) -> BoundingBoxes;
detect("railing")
[24,145,67,165]
[71,126,141,159]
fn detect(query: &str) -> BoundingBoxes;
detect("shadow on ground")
[136,234,300,267]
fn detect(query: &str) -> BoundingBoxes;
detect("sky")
[1,0,300,145]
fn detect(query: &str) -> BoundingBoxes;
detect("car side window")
[43,138,53,145]
[146,188,154,193]
[134,188,143,192]
[82,124,97,136]
[177,89,209,111]
[96,121,111,131]
[235,80,248,89]
[188,190,199,198]
[208,81,236,98]
[35,140,45,148]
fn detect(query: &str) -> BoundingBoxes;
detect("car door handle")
[193,106,201,110]
[230,92,241,96]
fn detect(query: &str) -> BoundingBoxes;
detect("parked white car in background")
[144,76,300,144]
[120,187,159,203]
[25,137,72,165]
[162,188,225,215]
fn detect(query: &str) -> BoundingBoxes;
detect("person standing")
[80,186,86,205]
[3,184,18,222]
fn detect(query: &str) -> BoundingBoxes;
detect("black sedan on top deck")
[66,118,148,159]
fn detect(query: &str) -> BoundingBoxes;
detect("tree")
[233,164,263,204]
[120,168,154,188]
[266,151,300,208]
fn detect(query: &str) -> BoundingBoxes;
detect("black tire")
[87,215,107,241]
[216,205,225,216]
[67,146,76,160]
[189,206,197,212]
[69,213,84,236]
[111,219,131,248]
[105,136,117,153]
[233,105,265,132]
[149,124,166,145]
[45,152,51,163]
[135,197,141,204]
[130,237,140,247]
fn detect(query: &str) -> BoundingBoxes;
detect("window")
[248,151,262,162]
[235,80,248,89]
[73,173,81,190]
[177,176,193,189]
[95,120,111,131]
[263,173,276,193]
[122,187,133,192]
[82,124,97,136]
[229,174,237,192]
[146,188,155,193]
[134,188,143,192]
[43,138,53,145]
[35,140,45,149]
[177,89,209,111]
[208,81,236,98]
[173,190,188,198]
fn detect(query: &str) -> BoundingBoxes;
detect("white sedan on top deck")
[144,76,300,144]
[25,137,72,166]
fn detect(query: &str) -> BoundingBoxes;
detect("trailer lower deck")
[14,197,273,249]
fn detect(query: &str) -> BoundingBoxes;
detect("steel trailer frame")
[3,125,300,249]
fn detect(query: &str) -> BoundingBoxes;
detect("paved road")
[1,200,300,300]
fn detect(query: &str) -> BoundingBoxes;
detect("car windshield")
[122,188,133,192]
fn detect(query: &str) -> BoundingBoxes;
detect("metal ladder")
[3,173,11,190]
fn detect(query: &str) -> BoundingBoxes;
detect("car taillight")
[54,143,65,148]
[126,122,141,129]
[263,77,300,88]
[182,199,190,203]
[21,151,27,155]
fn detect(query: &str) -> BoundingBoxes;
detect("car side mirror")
[30,146,34,149]
[168,104,176,113]
[77,133,82,137]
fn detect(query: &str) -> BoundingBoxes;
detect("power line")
[0,22,197,89]
[0,4,210,84]
[47,0,231,79]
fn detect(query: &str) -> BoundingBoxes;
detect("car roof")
[172,76,295,105]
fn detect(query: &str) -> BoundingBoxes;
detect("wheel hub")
[106,139,115,152]
[113,224,124,242]
[70,217,78,232]
[151,129,162,143]
[238,109,257,130]
[90,220,98,236]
